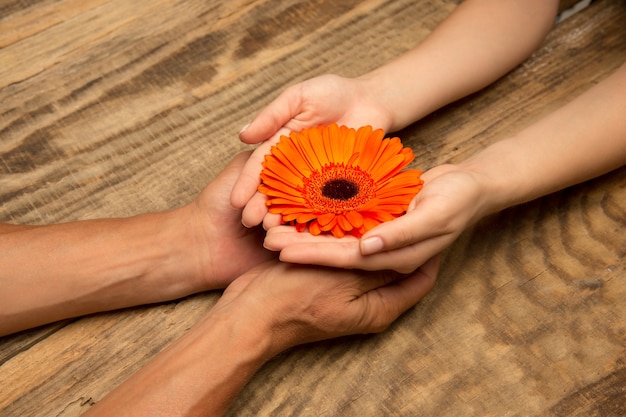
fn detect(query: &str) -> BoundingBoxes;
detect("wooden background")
[1,0,625,415]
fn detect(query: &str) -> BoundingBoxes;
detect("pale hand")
[230,74,393,228]
[263,164,486,274]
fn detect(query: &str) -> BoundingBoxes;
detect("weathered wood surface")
[1,0,624,416]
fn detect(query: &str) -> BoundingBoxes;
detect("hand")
[263,164,486,273]
[82,256,438,417]
[230,74,393,228]
[218,255,440,354]
[181,152,276,289]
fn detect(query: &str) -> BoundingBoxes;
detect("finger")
[241,191,270,228]
[239,85,302,144]
[363,255,440,331]
[231,124,297,209]
[278,240,363,270]
[279,234,449,273]
[261,212,283,231]
[230,141,274,208]
[264,226,354,250]
[359,196,449,256]
[385,254,440,310]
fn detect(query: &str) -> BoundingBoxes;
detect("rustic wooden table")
[1,1,624,416]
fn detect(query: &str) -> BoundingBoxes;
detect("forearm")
[0,207,207,335]
[82,297,274,416]
[360,0,559,131]
[461,62,626,218]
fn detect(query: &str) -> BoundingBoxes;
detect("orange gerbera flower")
[258,123,424,238]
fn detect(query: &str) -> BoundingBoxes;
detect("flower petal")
[262,157,304,188]
[336,214,354,232]
[320,216,338,231]
[331,224,346,238]
[317,212,336,227]
[345,210,364,228]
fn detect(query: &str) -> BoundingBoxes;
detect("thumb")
[363,254,440,332]
[239,84,303,144]
[359,200,442,256]
[229,141,273,208]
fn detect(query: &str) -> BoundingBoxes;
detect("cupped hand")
[230,74,393,227]
[218,255,439,354]
[263,164,487,273]
[185,152,276,289]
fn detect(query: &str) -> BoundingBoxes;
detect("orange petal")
[367,210,395,222]
[267,197,308,206]
[320,216,338,231]
[362,217,380,233]
[273,144,311,178]
[321,124,335,162]
[344,210,364,228]
[260,172,303,193]
[355,125,374,144]
[279,206,314,215]
[329,123,343,165]
[317,212,336,227]
[359,198,380,211]
[375,196,415,207]
[295,128,325,170]
[286,133,317,172]
[309,221,322,235]
[262,158,304,188]
[259,186,306,202]
[307,126,329,166]
[358,128,385,171]
[296,213,318,223]
[331,224,345,238]
[370,154,408,182]
[336,214,354,231]
[340,127,357,164]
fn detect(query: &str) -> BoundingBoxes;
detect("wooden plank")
[0,0,624,416]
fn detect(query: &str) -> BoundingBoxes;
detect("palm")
[232,74,392,226]
[280,74,392,132]
[193,153,275,288]
[262,165,482,273]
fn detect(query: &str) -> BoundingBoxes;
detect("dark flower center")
[321,179,359,201]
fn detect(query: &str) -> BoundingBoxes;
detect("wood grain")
[1,0,624,416]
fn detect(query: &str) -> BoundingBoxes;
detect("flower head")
[258,123,423,238]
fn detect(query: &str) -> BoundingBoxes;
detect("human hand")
[230,74,393,228]
[181,152,276,289]
[263,164,487,273]
[217,255,439,354]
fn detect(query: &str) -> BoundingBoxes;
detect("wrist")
[456,137,531,218]
[85,302,274,417]
[354,72,398,132]
[148,207,214,294]
[160,204,213,292]
[202,302,277,362]
[217,262,311,357]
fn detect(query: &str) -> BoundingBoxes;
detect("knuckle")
[389,226,417,249]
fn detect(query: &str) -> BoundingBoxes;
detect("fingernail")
[239,123,250,134]
[361,236,383,255]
